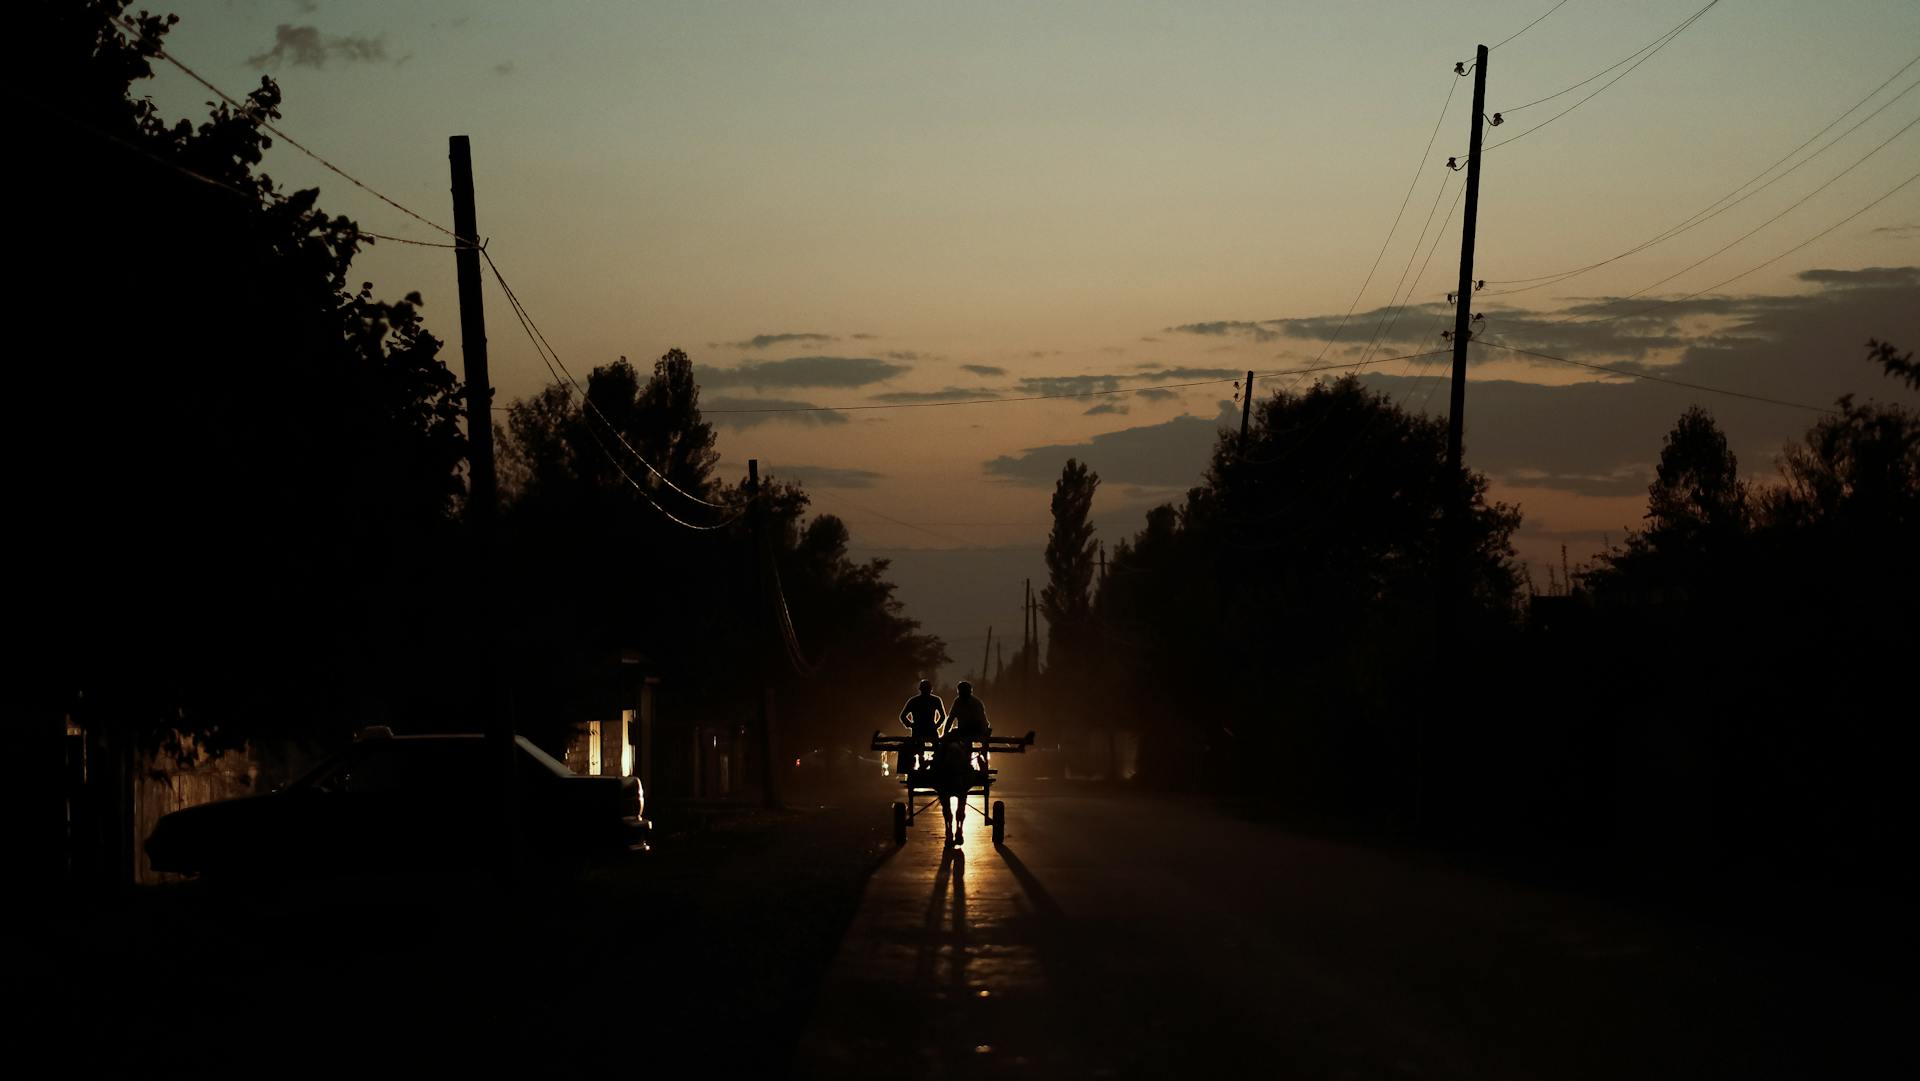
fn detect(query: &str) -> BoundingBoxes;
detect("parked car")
[145,729,649,878]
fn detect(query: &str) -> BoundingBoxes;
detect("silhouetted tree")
[1591,407,1749,604]
[1648,407,1749,546]
[492,352,946,758]
[1041,459,1100,685]
[1868,338,1918,391]
[1083,376,1520,801]
[23,2,470,762]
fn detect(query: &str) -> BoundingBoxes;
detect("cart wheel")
[892,802,907,845]
[991,800,1005,846]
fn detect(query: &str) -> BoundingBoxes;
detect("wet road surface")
[794,786,1904,1079]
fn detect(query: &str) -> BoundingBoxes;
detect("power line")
[1470,340,1834,413]
[808,492,985,549]
[488,257,741,531]
[1567,168,1920,330]
[1483,65,1920,294]
[1356,170,1458,368]
[1306,71,1463,369]
[483,250,734,514]
[1554,117,1919,325]
[1360,172,1467,371]
[60,103,478,257]
[115,15,459,241]
[1480,0,1720,152]
[1492,0,1578,51]
[1246,184,1467,472]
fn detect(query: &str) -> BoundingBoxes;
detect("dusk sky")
[143,1,1918,675]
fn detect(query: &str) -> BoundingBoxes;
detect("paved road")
[794,786,1904,1080]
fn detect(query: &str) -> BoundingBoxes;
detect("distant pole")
[1098,542,1107,590]
[748,459,779,809]
[450,134,514,873]
[1239,370,1255,455]
[980,626,993,689]
[1023,579,1034,681]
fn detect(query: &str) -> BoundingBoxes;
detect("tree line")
[1016,346,1917,887]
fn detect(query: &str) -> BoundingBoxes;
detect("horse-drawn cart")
[870,729,1036,845]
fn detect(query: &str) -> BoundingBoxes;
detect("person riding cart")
[948,681,990,769]
[897,679,945,771]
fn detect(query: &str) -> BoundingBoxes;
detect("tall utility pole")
[1446,46,1489,502]
[450,134,514,872]
[450,136,497,529]
[1238,370,1255,454]
[980,626,993,687]
[748,459,779,809]
[1427,46,1489,834]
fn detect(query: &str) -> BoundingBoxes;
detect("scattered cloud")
[869,387,996,403]
[1342,265,1920,497]
[881,350,924,362]
[961,364,1007,378]
[984,402,1237,487]
[725,332,835,350]
[1014,374,1124,396]
[1870,224,1919,239]
[698,356,908,389]
[702,397,848,429]
[769,464,884,489]
[1136,388,1180,402]
[850,333,878,340]
[1167,320,1281,343]
[249,24,386,68]
[988,268,1916,500]
[492,61,515,77]
[1085,402,1130,416]
[1133,367,1242,381]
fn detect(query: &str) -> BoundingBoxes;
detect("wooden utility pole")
[1239,370,1255,454]
[450,134,514,873]
[1446,46,1489,491]
[980,626,993,687]
[748,459,779,808]
[450,136,497,528]
[1427,45,1490,833]
[1440,45,1490,641]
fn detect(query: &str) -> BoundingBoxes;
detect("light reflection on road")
[797,795,1063,1077]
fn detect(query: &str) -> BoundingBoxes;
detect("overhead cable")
[1555,121,1919,326]
[1491,0,1579,51]
[115,15,459,240]
[1484,66,1920,294]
